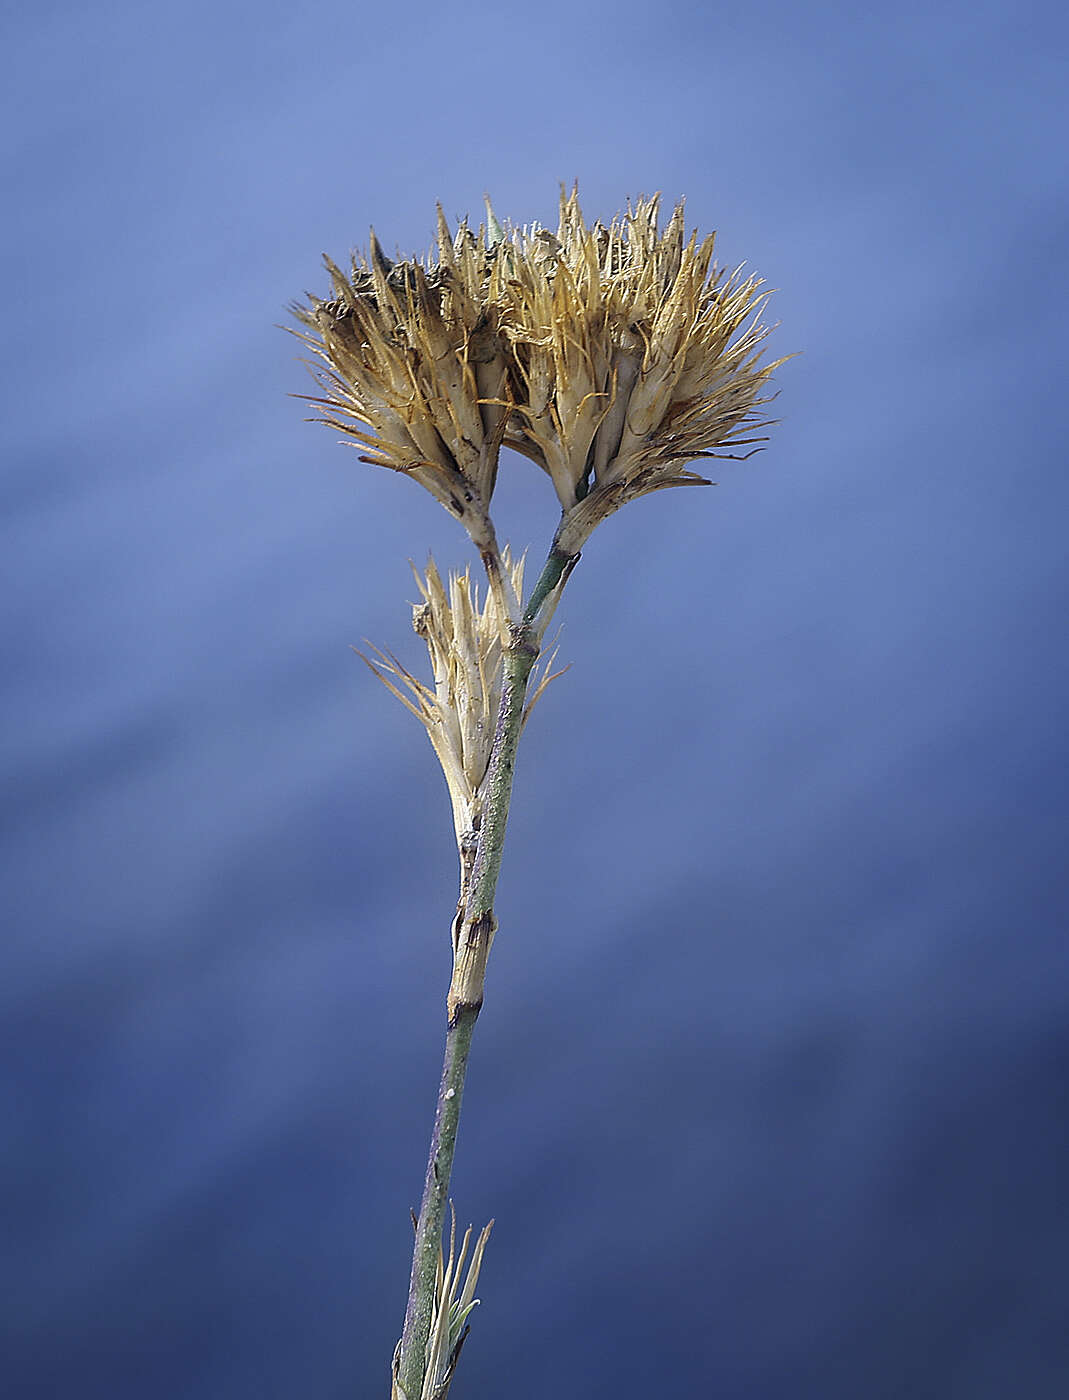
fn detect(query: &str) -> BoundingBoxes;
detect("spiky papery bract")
[359,551,560,861]
[293,188,785,553]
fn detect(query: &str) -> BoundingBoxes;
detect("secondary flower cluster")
[358,551,559,858]
[293,188,783,555]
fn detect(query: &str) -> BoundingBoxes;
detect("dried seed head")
[291,212,513,554]
[359,550,561,857]
[498,186,787,550]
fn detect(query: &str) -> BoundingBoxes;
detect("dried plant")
[292,186,787,1398]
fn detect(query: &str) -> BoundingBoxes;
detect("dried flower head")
[497,186,787,552]
[291,211,512,556]
[359,551,560,867]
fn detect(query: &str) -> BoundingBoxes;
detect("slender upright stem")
[395,547,576,1398]
[396,1006,477,1399]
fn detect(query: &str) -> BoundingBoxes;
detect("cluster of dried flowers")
[292,187,783,562]
[291,189,783,887]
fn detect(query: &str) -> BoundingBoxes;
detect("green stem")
[396,1007,477,1399]
[396,547,573,1398]
[523,544,579,625]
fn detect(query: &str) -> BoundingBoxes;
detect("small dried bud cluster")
[359,551,559,859]
[293,187,784,555]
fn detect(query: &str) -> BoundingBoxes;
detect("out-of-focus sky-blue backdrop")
[3,1,1068,1396]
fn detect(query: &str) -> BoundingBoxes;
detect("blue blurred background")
[3,1,1068,1396]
